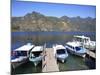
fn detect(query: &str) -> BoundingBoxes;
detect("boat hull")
[53,44,69,63]
[67,49,86,57]
[56,54,68,63]
[29,56,43,66]
[57,57,67,63]
[11,58,28,69]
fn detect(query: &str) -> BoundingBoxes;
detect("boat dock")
[42,48,59,72]
[86,50,96,59]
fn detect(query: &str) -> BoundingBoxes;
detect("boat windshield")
[11,51,18,59]
[17,51,27,56]
[75,47,81,51]
[32,51,42,57]
[57,49,65,54]
[11,51,27,59]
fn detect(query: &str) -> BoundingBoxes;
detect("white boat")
[29,46,44,66]
[66,42,86,57]
[73,35,96,50]
[11,43,34,69]
[53,44,68,63]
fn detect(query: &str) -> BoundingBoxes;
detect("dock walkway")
[42,48,59,72]
[86,50,96,59]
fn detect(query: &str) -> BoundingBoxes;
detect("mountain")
[11,11,96,32]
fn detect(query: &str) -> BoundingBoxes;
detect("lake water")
[11,31,96,74]
[11,31,95,50]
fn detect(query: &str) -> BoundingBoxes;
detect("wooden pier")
[42,48,59,72]
[86,50,96,59]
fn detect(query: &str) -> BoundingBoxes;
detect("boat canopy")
[31,46,43,52]
[74,35,90,40]
[14,44,34,51]
[54,45,66,50]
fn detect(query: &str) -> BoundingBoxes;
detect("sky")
[12,0,96,18]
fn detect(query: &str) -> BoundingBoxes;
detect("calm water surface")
[11,31,95,50]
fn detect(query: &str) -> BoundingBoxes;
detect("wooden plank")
[86,50,96,58]
[42,48,59,72]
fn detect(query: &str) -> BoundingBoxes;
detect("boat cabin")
[66,42,84,52]
[11,44,34,61]
[30,46,43,57]
[73,35,90,43]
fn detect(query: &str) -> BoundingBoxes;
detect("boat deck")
[42,48,59,72]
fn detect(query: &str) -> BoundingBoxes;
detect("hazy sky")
[12,0,96,18]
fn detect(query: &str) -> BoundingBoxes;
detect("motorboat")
[29,46,44,66]
[66,42,86,57]
[11,43,34,69]
[53,44,68,63]
[73,35,96,50]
